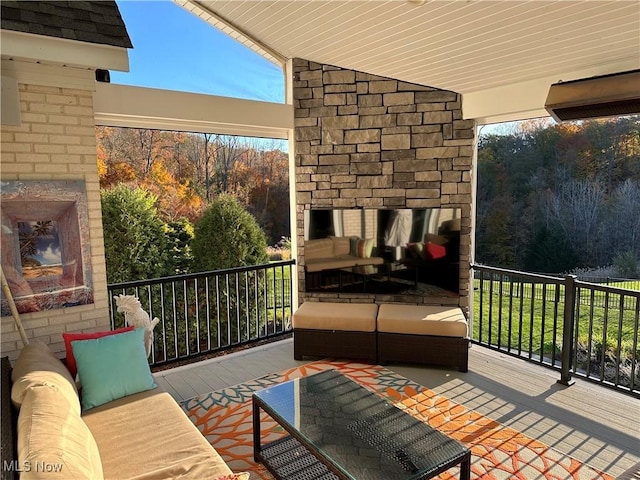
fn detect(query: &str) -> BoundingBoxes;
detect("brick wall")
[293,59,475,308]
[1,80,109,360]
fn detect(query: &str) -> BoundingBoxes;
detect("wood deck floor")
[154,338,639,479]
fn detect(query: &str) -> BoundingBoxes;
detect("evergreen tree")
[166,218,194,275]
[524,226,579,273]
[191,193,269,272]
[101,185,171,283]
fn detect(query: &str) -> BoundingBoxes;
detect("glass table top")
[253,369,469,480]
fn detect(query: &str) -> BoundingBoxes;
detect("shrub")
[613,251,640,279]
[266,236,292,261]
[191,193,269,271]
[101,185,170,283]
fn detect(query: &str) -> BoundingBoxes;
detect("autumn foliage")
[96,127,289,244]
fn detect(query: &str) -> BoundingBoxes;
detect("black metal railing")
[107,260,295,368]
[472,264,639,397]
[571,275,640,294]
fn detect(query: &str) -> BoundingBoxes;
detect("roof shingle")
[1,1,133,49]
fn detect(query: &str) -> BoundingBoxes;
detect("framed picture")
[1,180,94,314]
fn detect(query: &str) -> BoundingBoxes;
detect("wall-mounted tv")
[303,208,461,296]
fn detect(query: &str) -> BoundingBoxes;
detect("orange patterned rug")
[181,360,613,479]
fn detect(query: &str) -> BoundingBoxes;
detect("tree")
[228,147,290,245]
[524,226,579,273]
[145,159,205,223]
[166,218,195,275]
[607,179,640,261]
[190,194,270,347]
[545,179,606,266]
[191,193,269,272]
[101,185,171,283]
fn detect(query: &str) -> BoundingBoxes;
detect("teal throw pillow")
[72,328,157,410]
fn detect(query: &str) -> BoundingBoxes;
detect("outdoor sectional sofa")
[292,301,470,372]
[2,339,239,480]
[304,236,384,273]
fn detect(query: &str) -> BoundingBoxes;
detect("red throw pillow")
[63,326,134,379]
[425,241,447,260]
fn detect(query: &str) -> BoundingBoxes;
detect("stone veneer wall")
[293,59,475,309]
[0,75,109,360]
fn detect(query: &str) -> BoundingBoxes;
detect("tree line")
[476,116,640,277]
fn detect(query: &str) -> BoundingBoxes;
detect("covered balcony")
[1,1,639,479]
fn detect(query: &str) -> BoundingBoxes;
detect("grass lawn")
[473,278,639,360]
[264,262,293,321]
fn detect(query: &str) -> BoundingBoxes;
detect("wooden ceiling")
[176,2,640,122]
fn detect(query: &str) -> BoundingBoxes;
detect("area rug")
[181,360,613,480]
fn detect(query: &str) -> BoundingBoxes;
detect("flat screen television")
[303,208,461,296]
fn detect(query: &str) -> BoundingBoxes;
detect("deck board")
[154,338,640,478]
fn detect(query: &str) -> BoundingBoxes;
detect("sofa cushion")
[305,257,352,272]
[17,384,103,479]
[424,233,448,246]
[304,238,334,261]
[83,387,233,479]
[293,302,378,332]
[351,238,374,258]
[330,236,353,256]
[305,255,385,273]
[353,256,384,267]
[71,328,157,411]
[377,304,468,337]
[407,241,425,258]
[62,326,134,379]
[11,341,80,414]
[425,242,447,260]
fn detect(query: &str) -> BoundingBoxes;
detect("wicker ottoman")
[377,304,469,371]
[292,302,378,363]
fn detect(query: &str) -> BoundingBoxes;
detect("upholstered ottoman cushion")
[293,302,378,332]
[377,304,469,371]
[377,304,468,337]
[292,302,378,362]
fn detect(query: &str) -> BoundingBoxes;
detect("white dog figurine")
[114,294,159,357]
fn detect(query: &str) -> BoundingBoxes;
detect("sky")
[112,1,285,103]
[18,222,62,266]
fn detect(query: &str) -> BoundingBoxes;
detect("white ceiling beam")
[93,83,293,139]
[0,30,129,72]
[463,60,640,125]
[1,59,96,91]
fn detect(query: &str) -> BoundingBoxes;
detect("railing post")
[558,274,577,386]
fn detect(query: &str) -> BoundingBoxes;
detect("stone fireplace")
[293,58,474,310]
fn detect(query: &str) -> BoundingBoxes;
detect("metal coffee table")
[252,369,471,480]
